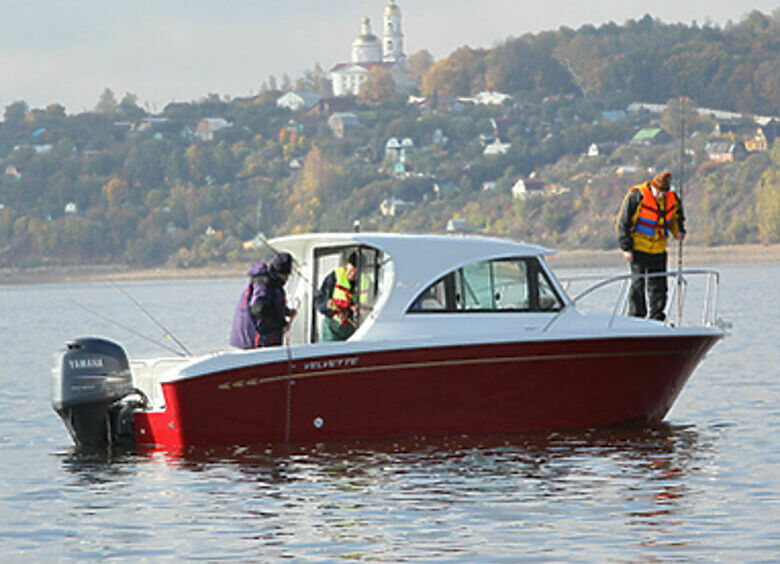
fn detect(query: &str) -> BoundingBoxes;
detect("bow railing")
[545,269,720,332]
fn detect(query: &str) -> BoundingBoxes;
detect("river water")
[0,263,777,561]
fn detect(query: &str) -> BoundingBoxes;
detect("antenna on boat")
[677,97,686,321]
[69,298,187,356]
[111,282,193,356]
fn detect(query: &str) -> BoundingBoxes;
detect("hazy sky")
[1,0,776,114]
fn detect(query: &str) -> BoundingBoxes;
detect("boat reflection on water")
[57,422,715,558]
[59,421,710,496]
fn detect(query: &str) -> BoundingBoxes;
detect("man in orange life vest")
[314,251,358,341]
[617,171,686,321]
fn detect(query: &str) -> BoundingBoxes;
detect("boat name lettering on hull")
[304,357,359,371]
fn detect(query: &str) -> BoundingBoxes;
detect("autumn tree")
[102,177,129,207]
[407,49,434,85]
[422,47,487,96]
[358,67,397,105]
[755,145,780,244]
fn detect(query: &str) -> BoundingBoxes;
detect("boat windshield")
[408,256,563,313]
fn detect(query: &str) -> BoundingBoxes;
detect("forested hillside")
[0,11,777,269]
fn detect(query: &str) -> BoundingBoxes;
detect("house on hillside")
[463,91,513,106]
[483,139,512,156]
[432,128,448,146]
[385,137,414,160]
[276,91,321,112]
[196,118,232,141]
[446,218,468,232]
[587,142,617,158]
[713,121,752,138]
[433,181,458,199]
[512,178,545,199]
[744,128,769,153]
[601,110,626,122]
[308,97,358,117]
[328,112,361,139]
[380,198,410,216]
[411,93,467,114]
[630,128,670,146]
[705,140,737,163]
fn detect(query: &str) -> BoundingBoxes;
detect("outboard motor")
[52,337,140,449]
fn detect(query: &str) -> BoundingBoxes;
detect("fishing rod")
[69,298,186,356]
[111,282,193,356]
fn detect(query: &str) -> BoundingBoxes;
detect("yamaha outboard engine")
[52,337,139,449]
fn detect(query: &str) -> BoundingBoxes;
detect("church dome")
[353,33,379,46]
[385,0,400,14]
[352,17,382,63]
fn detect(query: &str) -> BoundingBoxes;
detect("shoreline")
[1,243,778,285]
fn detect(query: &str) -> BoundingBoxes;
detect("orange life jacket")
[630,183,678,253]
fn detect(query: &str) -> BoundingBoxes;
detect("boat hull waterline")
[136,334,719,447]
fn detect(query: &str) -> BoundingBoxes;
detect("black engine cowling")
[52,337,138,448]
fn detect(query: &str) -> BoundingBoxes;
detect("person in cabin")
[616,171,686,321]
[314,251,359,341]
[230,252,297,349]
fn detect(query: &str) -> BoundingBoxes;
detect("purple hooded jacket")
[230,261,288,349]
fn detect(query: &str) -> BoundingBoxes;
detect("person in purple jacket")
[230,252,297,349]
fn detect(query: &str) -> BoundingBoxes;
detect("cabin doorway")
[311,245,383,343]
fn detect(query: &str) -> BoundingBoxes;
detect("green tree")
[44,103,67,120]
[118,92,146,120]
[95,88,118,114]
[4,101,28,124]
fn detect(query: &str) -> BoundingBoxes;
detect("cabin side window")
[409,257,562,313]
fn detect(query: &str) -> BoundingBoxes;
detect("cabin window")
[409,257,562,313]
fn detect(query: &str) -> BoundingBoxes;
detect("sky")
[1,0,776,114]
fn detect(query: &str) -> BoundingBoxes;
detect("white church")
[330,0,410,97]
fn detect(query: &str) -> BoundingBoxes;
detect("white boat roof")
[270,232,554,291]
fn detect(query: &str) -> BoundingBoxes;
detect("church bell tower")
[382,0,404,63]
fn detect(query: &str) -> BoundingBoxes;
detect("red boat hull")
[134,334,719,447]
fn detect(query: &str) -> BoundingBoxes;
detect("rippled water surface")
[0,264,777,561]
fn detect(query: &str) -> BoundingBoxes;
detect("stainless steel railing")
[545,269,720,331]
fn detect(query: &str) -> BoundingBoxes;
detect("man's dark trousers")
[628,250,668,320]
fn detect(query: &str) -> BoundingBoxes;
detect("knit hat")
[270,252,293,275]
[651,171,672,191]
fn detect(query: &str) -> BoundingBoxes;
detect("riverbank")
[1,244,779,285]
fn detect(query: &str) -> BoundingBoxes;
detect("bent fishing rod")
[69,298,186,357]
[111,282,193,356]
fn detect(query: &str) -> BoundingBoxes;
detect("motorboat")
[52,233,723,449]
